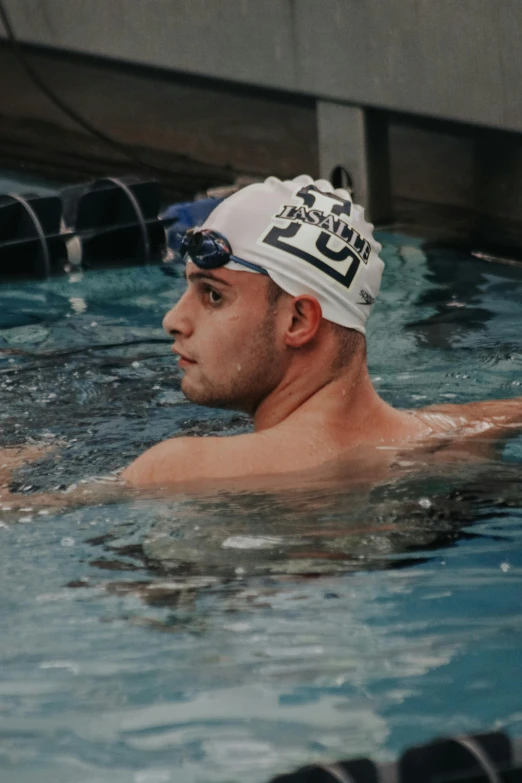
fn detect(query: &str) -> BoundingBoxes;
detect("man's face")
[162,262,285,413]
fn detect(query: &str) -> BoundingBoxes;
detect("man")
[121,175,522,489]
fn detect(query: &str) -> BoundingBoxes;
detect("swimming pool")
[1,227,522,783]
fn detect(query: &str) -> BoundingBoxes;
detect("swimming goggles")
[181,229,268,275]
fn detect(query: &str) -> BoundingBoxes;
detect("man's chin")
[180,376,201,404]
[180,377,245,411]
[180,376,221,407]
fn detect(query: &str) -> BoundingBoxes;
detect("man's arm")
[0,434,273,506]
[0,444,54,507]
[0,444,128,513]
[422,397,522,463]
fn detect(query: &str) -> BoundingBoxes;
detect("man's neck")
[253,352,385,434]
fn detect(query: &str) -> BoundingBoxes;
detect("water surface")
[1,231,522,782]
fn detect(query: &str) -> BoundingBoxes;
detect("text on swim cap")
[274,205,370,263]
[258,185,369,290]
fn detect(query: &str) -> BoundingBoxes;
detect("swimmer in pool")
[120,175,522,489]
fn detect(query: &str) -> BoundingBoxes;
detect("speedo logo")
[358,289,375,306]
[275,203,371,263]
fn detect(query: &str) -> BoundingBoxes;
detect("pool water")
[1,229,522,783]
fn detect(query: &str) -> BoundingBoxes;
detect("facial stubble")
[180,310,281,414]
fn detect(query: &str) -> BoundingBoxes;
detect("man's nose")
[162,292,194,338]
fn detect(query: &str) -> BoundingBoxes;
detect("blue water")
[1,227,522,782]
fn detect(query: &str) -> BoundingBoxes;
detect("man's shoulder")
[121,430,275,488]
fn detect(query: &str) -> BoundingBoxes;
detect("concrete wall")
[2,0,522,238]
[1,0,522,133]
[0,45,318,184]
[0,40,484,215]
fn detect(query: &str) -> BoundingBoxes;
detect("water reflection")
[404,243,522,351]
[75,460,522,626]
[35,461,520,782]
[406,246,493,349]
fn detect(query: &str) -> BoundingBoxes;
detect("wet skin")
[120,262,522,489]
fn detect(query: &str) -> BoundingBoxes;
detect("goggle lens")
[181,230,231,269]
[180,229,268,276]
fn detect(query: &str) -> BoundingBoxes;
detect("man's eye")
[208,288,222,304]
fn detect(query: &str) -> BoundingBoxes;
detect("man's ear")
[284,295,323,348]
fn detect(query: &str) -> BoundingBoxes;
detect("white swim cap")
[200,175,384,335]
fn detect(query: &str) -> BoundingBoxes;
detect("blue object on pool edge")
[163,197,223,252]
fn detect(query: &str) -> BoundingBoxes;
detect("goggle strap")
[230,255,269,276]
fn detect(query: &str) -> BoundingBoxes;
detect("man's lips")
[173,347,197,366]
